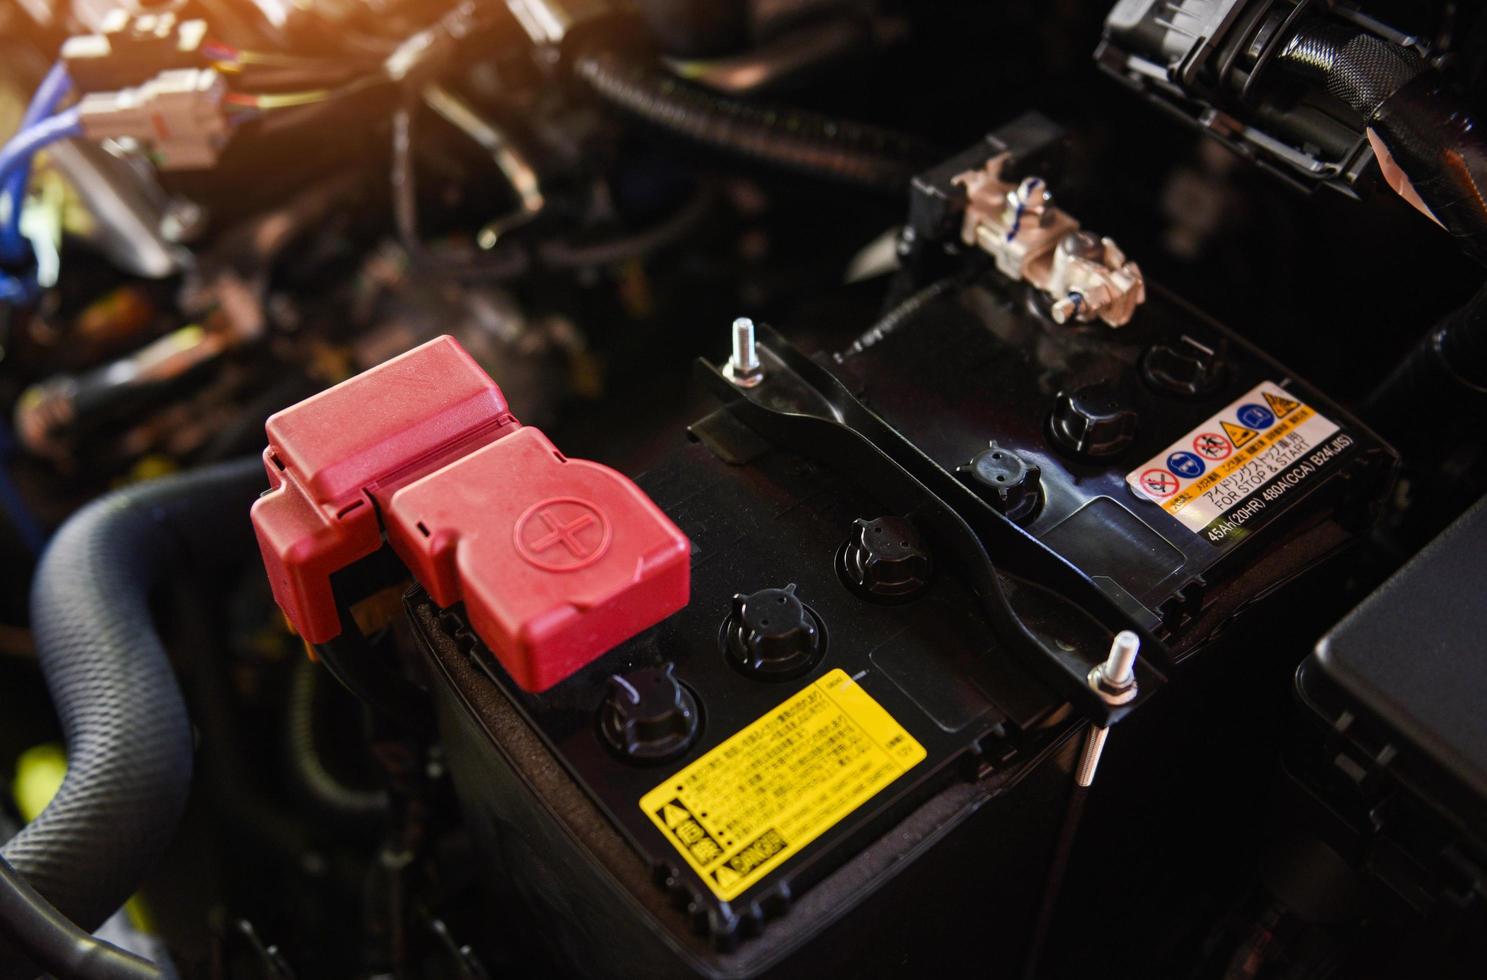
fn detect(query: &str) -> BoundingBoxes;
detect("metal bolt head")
[1014,176,1052,214]
[1058,230,1106,262]
[1088,630,1140,705]
[1050,293,1084,325]
[1104,630,1139,685]
[725,316,764,388]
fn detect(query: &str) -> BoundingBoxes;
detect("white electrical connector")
[78,68,229,171]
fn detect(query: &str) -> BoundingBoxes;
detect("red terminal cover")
[250,335,690,692]
[385,427,691,692]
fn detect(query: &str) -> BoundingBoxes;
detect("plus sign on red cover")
[386,426,691,691]
[250,335,690,692]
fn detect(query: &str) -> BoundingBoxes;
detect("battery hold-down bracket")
[250,335,691,691]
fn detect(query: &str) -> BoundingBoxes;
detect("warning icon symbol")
[661,803,690,829]
[1193,432,1232,461]
[712,866,740,889]
[1221,420,1259,449]
[1140,469,1180,499]
[1263,391,1300,418]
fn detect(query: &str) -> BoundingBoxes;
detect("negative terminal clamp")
[953,154,1145,328]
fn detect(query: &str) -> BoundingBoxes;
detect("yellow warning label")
[1221,419,1259,448]
[640,669,925,902]
[1264,391,1300,418]
[1128,381,1347,538]
[1161,403,1324,522]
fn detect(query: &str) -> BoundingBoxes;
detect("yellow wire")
[235,49,349,68]
[250,89,336,109]
[238,73,384,110]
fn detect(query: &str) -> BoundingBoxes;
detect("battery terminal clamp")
[954,153,1146,327]
[251,336,690,692]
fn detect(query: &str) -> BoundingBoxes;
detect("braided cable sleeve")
[575,51,930,190]
[1278,21,1487,264]
[1278,21,1424,117]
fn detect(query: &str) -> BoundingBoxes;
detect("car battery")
[247,127,1397,977]
[250,334,1126,976]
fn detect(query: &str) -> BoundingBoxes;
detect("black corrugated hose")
[2,458,266,975]
[0,855,159,979]
[574,50,931,190]
[1277,19,1487,266]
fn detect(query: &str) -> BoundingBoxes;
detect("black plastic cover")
[1304,495,1487,830]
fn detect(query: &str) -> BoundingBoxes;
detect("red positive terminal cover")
[251,335,690,691]
[385,427,691,691]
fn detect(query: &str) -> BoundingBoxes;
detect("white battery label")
[1126,381,1354,544]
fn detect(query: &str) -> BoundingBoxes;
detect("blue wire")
[0,110,84,206]
[0,70,71,545]
[0,108,83,303]
[0,62,73,264]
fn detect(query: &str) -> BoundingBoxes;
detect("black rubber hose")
[286,658,389,823]
[0,855,162,980]
[1367,279,1487,453]
[574,51,930,190]
[1278,21,1487,265]
[3,458,266,963]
